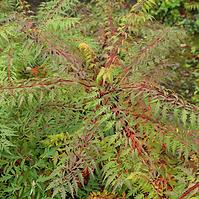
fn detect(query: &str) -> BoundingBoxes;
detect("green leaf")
[96,67,106,83]
[181,109,188,126]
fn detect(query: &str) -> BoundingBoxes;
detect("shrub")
[0,0,198,198]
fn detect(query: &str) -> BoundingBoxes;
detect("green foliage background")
[0,0,198,199]
[151,0,199,105]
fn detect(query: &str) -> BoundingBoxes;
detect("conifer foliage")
[0,0,198,198]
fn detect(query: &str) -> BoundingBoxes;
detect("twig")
[119,31,168,83]
[179,182,199,199]
[0,78,93,91]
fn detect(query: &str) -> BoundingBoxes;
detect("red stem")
[179,182,199,199]
[0,78,92,91]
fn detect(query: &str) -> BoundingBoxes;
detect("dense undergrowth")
[0,0,198,199]
[151,0,199,105]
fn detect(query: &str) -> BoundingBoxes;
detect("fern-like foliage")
[0,0,198,199]
[185,1,199,11]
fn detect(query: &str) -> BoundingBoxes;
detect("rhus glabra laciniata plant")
[0,0,198,198]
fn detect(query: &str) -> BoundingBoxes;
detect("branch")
[120,81,199,112]
[120,30,168,83]
[0,78,93,91]
[19,0,31,15]
[131,0,148,13]
[179,182,199,199]
[22,22,85,78]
